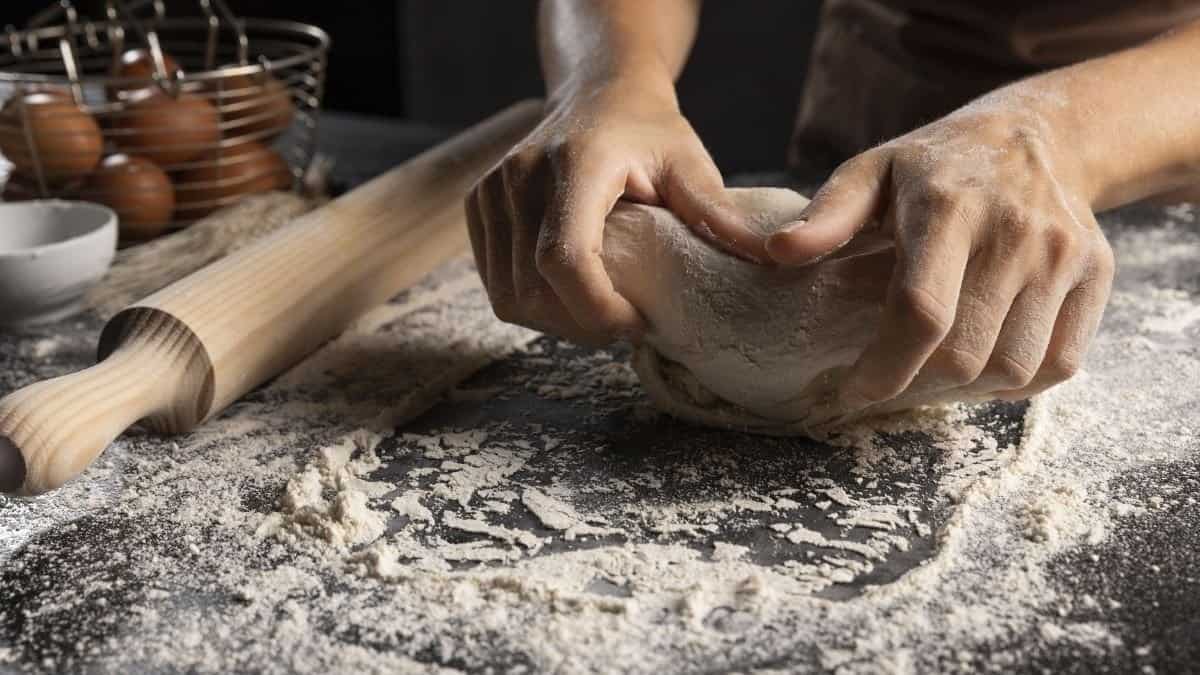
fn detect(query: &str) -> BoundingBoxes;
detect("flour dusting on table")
[1,203,1198,673]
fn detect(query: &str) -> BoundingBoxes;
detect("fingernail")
[777,218,808,233]
[765,230,804,265]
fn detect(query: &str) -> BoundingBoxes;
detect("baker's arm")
[1044,19,1200,209]
[538,0,698,98]
[762,19,1200,419]
[465,0,762,345]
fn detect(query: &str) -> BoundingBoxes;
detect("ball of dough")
[601,187,961,435]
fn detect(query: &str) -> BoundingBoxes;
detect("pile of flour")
[1,203,1198,673]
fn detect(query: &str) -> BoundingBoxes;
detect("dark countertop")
[0,112,1198,674]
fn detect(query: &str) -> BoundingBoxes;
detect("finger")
[659,154,765,263]
[511,291,613,348]
[907,244,1027,394]
[766,152,888,266]
[994,272,1111,401]
[973,279,1072,395]
[503,157,596,342]
[476,175,516,319]
[465,187,488,285]
[537,152,646,342]
[503,153,549,301]
[837,205,973,411]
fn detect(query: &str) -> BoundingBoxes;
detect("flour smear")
[0,202,1197,674]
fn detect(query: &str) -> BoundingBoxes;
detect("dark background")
[2,0,822,173]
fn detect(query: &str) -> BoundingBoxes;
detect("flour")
[520,488,622,541]
[257,429,391,549]
[1,200,1199,673]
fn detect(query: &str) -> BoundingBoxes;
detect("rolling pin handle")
[0,309,212,496]
[0,358,163,496]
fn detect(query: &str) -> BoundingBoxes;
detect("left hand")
[766,103,1115,414]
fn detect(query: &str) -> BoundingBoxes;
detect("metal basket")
[0,0,329,240]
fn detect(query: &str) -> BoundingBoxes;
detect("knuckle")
[897,284,954,339]
[986,353,1038,389]
[932,347,988,386]
[1002,214,1037,243]
[501,151,538,185]
[534,237,577,279]
[909,181,958,215]
[480,165,505,192]
[1043,226,1081,270]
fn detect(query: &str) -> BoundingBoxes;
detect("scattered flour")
[1,201,1198,673]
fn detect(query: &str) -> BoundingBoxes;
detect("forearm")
[1004,19,1200,210]
[538,0,701,102]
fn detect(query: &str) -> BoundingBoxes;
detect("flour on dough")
[601,187,970,435]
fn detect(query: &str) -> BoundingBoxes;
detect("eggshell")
[207,72,294,141]
[173,140,291,219]
[80,154,176,240]
[109,49,182,99]
[114,90,220,167]
[0,93,103,182]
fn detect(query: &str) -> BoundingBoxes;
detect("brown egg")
[109,49,182,100]
[80,154,176,240]
[0,93,103,182]
[208,72,294,140]
[114,90,220,167]
[174,140,291,219]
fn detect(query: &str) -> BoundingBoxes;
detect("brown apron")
[789,0,1200,172]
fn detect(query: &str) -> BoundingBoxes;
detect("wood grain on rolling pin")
[0,100,542,496]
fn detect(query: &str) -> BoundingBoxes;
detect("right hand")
[466,75,763,346]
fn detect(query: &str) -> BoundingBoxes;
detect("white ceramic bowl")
[0,200,117,328]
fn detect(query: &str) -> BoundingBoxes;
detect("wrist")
[546,54,679,114]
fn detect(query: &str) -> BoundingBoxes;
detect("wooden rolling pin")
[0,100,541,496]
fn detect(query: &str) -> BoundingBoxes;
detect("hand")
[466,74,763,346]
[767,105,1115,411]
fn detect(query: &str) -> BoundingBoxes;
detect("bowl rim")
[0,199,118,259]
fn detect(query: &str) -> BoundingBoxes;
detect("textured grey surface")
[0,117,1196,673]
[0,204,1197,674]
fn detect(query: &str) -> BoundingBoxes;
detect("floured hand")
[765,100,1115,416]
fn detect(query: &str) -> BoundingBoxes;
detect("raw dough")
[601,187,964,435]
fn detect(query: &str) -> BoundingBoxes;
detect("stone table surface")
[0,114,1198,674]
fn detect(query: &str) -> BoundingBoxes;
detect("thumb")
[766,152,888,266]
[660,156,766,263]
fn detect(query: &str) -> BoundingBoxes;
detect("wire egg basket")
[0,0,330,241]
